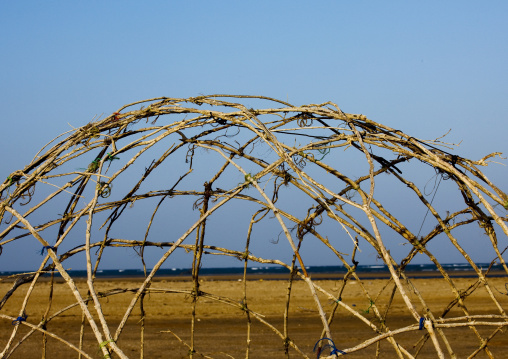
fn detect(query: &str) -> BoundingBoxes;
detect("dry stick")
[276,156,362,249]
[467,326,506,359]
[465,157,508,204]
[451,180,507,279]
[381,284,403,356]
[78,310,87,359]
[418,270,497,356]
[283,239,301,358]
[242,209,268,359]
[41,237,284,271]
[373,221,447,358]
[41,270,55,359]
[82,160,129,359]
[237,143,362,242]
[189,153,232,357]
[211,134,347,225]
[294,142,412,235]
[137,196,169,359]
[0,315,94,359]
[189,185,210,358]
[0,255,49,358]
[139,289,146,359]
[279,142,409,231]
[374,281,401,359]
[28,127,79,166]
[3,206,108,357]
[65,238,294,272]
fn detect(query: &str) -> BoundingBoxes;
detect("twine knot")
[12,314,27,325]
[313,338,346,357]
[40,246,56,255]
[105,153,119,161]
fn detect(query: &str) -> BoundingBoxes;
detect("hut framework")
[0,95,507,358]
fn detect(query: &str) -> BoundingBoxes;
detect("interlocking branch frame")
[0,95,507,358]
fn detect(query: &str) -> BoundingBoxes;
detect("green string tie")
[5,176,16,188]
[240,173,255,188]
[87,158,101,173]
[106,153,119,161]
[100,339,114,348]
[363,300,374,314]
[99,339,114,358]
[317,147,330,161]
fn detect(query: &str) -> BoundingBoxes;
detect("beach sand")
[1,274,507,358]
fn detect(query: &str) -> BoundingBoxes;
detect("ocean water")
[1,263,505,279]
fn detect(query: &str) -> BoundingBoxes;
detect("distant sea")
[1,263,506,280]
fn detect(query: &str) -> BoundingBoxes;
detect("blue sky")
[1,1,507,270]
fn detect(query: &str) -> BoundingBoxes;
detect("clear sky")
[1,1,507,270]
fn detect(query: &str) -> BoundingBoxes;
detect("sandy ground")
[1,274,507,358]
